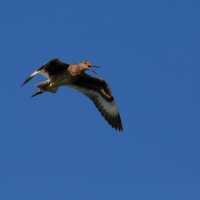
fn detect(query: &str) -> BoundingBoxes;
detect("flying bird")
[21,58,123,131]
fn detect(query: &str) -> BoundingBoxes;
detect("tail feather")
[21,71,39,87]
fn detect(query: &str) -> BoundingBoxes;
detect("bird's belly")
[50,75,72,87]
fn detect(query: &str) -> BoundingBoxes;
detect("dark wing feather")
[21,58,69,86]
[38,58,69,77]
[71,74,123,131]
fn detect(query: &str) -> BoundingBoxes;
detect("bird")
[21,58,123,131]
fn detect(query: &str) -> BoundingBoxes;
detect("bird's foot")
[31,90,44,97]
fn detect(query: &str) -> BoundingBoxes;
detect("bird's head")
[79,60,100,73]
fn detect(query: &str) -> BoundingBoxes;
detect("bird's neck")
[69,65,82,76]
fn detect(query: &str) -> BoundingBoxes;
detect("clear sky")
[0,0,200,199]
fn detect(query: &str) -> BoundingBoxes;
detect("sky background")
[0,0,200,199]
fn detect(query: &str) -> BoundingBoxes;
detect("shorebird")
[21,58,123,131]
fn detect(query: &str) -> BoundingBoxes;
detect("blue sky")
[0,0,200,199]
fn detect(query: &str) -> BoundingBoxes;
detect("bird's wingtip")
[20,76,32,87]
[21,71,39,88]
[116,124,123,132]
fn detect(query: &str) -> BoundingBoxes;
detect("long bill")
[89,66,101,74]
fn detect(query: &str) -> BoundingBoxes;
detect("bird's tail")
[21,71,39,87]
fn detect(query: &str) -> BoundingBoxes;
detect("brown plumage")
[21,58,123,131]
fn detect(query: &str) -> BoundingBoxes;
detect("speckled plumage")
[22,58,123,131]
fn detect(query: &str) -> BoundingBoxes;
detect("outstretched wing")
[70,74,123,131]
[21,58,69,86]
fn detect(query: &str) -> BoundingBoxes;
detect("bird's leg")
[31,90,44,97]
[36,80,50,90]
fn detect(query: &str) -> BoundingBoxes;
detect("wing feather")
[70,74,123,131]
[38,58,68,77]
[21,58,69,86]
